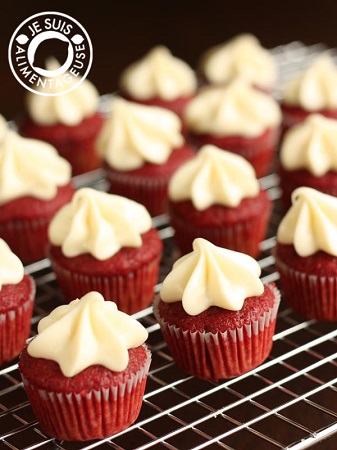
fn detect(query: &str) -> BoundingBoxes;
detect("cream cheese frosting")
[0,130,71,205]
[119,45,197,101]
[282,54,337,110]
[96,97,184,170]
[277,187,337,257]
[27,291,148,377]
[280,114,337,176]
[168,144,259,209]
[0,238,24,291]
[160,238,264,315]
[199,33,277,89]
[184,80,281,137]
[48,187,152,260]
[26,58,99,126]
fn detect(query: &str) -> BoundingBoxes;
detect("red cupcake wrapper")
[153,286,280,381]
[0,218,51,265]
[107,169,170,217]
[20,347,151,441]
[0,279,35,365]
[169,204,271,257]
[50,255,161,314]
[276,257,337,321]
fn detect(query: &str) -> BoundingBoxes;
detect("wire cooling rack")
[2,41,337,450]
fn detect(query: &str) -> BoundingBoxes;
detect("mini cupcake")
[19,291,151,441]
[0,126,75,264]
[96,97,195,216]
[184,79,281,178]
[118,45,197,122]
[281,54,337,133]
[19,59,105,175]
[47,188,163,314]
[153,238,280,381]
[278,114,337,210]
[0,239,35,365]
[274,186,337,321]
[167,144,272,257]
[198,33,278,93]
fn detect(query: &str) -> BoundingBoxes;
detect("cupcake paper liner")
[153,286,280,381]
[50,254,161,314]
[169,204,271,257]
[106,169,171,217]
[20,347,151,441]
[276,257,337,321]
[0,279,35,365]
[0,218,50,264]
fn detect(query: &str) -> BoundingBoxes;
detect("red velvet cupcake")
[184,80,281,178]
[198,33,278,94]
[0,129,75,264]
[167,145,272,257]
[153,238,280,381]
[96,97,195,217]
[48,188,162,314]
[19,291,151,441]
[118,46,197,123]
[0,239,35,365]
[18,61,105,176]
[280,54,337,133]
[274,187,337,321]
[278,114,337,210]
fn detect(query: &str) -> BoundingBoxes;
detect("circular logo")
[8,11,93,96]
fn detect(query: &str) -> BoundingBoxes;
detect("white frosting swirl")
[97,97,184,170]
[48,188,152,260]
[283,54,337,110]
[26,58,99,126]
[119,45,197,100]
[280,114,337,176]
[0,130,71,205]
[160,238,264,315]
[184,80,281,137]
[277,187,337,257]
[199,33,277,89]
[168,144,259,209]
[0,238,24,291]
[27,291,148,376]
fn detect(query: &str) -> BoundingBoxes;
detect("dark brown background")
[1,0,337,120]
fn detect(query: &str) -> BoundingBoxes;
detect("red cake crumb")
[19,344,151,440]
[153,283,280,381]
[20,112,105,175]
[274,242,337,320]
[0,275,35,365]
[156,283,277,334]
[19,345,148,392]
[168,189,271,257]
[104,144,196,217]
[278,164,337,211]
[186,127,279,178]
[0,183,75,264]
[0,275,35,312]
[281,102,337,133]
[48,228,163,313]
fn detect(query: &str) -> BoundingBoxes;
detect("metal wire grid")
[2,42,337,450]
